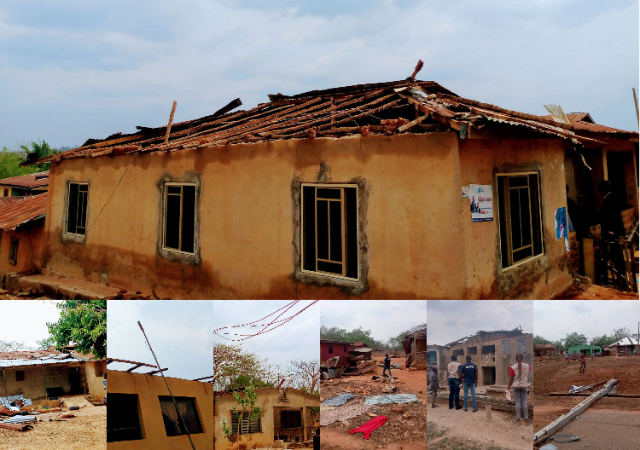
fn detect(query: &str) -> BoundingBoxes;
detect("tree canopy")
[45,300,107,359]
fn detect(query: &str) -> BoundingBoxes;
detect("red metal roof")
[0,350,60,360]
[0,171,49,188]
[0,192,47,231]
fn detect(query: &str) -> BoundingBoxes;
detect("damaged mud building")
[14,76,638,299]
[107,359,213,450]
[214,387,319,450]
[427,329,533,386]
[320,343,376,379]
[0,348,106,405]
[403,327,427,369]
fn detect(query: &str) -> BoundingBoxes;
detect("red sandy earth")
[321,357,426,450]
[554,283,638,300]
[533,356,640,433]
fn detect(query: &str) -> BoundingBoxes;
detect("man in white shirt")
[447,355,462,410]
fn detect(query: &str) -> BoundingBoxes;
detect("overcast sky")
[534,300,640,342]
[322,300,426,342]
[1,1,637,149]
[107,300,213,380]
[0,300,61,348]
[427,300,533,346]
[213,300,319,369]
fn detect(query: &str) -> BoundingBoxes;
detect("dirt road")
[320,357,426,449]
[0,402,105,450]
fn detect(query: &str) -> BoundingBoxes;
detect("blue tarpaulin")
[364,394,419,405]
[322,393,354,407]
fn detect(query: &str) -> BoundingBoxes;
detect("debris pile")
[321,348,375,379]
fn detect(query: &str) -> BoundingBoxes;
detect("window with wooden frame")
[159,396,203,436]
[497,172,544,268]
[301,184,358,280]
[231,411,261,435]
[280,409,302,429]
[67,182,89,235]
[9,237,18,265]
[163,183,196,254]
[15,371,25,382]
[328,344,333,354]
[107,394,143,442]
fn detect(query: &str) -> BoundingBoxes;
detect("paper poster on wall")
[555,207,569,253]
[462,186,469,198]
[469,184,493,222]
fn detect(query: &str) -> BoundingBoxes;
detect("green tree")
[563,332,588,349]
[20,140,58,171]
[36,336,56,350]
[609,327,632,343]
[0,148,39,179]
[45,300,107,358]
[534,335,552,345]
[320,325,348,341]
[213,343,270,391]
[0,340,34,352]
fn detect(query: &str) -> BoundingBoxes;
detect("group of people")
[428,354,531,425]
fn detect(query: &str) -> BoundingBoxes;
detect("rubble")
[321,349,376,378]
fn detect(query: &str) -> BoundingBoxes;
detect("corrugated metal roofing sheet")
[0,171,49,188]
[0,354,82,368]
[0,192,47,231]
[25,81,638,168]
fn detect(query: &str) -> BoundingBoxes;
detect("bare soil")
[553,283,638,300]
[320,357,426,449]
[0,396,105,450]
[533,355,640,440]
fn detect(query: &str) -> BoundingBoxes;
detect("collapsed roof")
[25,79,636,168]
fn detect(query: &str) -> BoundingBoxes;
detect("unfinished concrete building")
[214,387,319,450]
[427,329,533,387]
[403,327,427,368]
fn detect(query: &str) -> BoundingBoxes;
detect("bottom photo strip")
[0,299,637,450]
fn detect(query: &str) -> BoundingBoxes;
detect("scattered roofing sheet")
[26,80,636,168]
[322,394,354,407]
[0,171,49,188]
[0,192,47,231]
[0,354,83,368]
[364,394,419,405]
[0,350,61,361]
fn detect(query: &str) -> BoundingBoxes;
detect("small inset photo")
[0,300,107,450]
[214,300,320,450]
[427,300,533,450]
[106,300,213,450]
[319,300,427,450]
[533,300,640,450]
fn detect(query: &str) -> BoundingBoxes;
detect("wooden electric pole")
[633,88,639,129]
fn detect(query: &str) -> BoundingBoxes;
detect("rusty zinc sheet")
[0,171,48,188]
[0,192,47,231]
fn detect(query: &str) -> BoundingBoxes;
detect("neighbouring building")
[427,329,533,386]
[0,349,106,404]
[0,171,49,197]
[107,359,213,450]
[566,344,602,356]
[609,337,639,356]
[320,339,354,362]
[403,327,427,368]
[21,79,639,299]
[214,387,319,450]
[0,192,47,280]
[533,344,557,357]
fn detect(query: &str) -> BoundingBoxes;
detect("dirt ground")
[320,357,426,450]
[427,395,533,450]
[0,396,106,450]
[533,355,640,447]
[553,283,638,300]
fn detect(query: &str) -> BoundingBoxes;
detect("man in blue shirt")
[458,355,478,412]
[383,354,392,377]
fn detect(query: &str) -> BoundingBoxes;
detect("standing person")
[459,355,478,412]
[383,354,392,377]
[565,351,569,364]
[507,353,530,425]
[579,352,586,373]
[428,367,439,408]
[447,355,461,410]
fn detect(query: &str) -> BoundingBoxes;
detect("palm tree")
[20,140,57,170]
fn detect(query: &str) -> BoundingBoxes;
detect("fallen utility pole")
[549,392,639,398]
[534,379,618,445]
[138,321,197,450]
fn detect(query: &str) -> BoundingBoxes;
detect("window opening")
[163,184,196,254]
[231,410,261,435]
[159,396,203,436]
[67,183,89,235]
[9,237,18,265]
[107,394,143,442]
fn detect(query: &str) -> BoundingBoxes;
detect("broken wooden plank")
[397,113,430,132]
[549,392,639,398]
[533,379,618,445]
[164,101,177,144]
